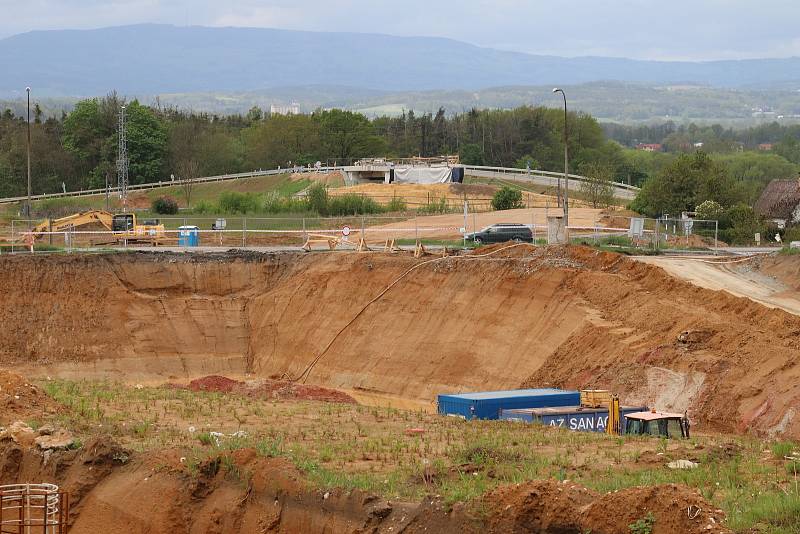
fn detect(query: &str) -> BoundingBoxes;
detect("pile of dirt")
[755,253,800,290]
[0,370,61,424]
[186,375,243,393]
[485,480,729,534]
[247,379,356,403]
[179,375,356,403]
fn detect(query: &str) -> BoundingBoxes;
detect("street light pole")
[25,87,32,227]
[552,88,569,227]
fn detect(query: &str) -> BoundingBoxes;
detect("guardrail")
[0,164,640,205]
[462,165,640,192]
[0,167,345,205]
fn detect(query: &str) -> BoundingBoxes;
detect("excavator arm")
[32,210,114,239]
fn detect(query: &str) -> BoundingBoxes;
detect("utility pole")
[552,88,569,226]
[25,87,31,227]
[117,105,129,213]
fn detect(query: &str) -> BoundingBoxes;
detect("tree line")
[1,96,798,240]
[0,96,621,198]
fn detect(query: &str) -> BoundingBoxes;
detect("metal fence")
[1,212,720,255]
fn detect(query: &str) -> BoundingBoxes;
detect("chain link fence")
[2,212,720,255]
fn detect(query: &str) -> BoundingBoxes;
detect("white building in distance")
[270,103,300,115]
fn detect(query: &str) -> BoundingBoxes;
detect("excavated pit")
[1,247,799,438]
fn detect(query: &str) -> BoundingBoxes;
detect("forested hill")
[1,24,800,96]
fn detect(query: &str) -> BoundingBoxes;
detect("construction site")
[0,236,798,531]
[0,162,799,534]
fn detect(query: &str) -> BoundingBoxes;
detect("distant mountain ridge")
[1,24,800,97]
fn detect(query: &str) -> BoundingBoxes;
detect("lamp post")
[552,88,569,226]
[25,87,31,227]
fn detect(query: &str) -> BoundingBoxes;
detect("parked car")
[465,223,533,244]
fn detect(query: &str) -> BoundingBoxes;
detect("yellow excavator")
[30,210,165,245]
[605,393,690,439]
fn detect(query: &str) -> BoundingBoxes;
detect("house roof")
[754,178,800,220]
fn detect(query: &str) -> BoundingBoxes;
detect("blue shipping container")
[437,389,580,420]
[499,405,647,434]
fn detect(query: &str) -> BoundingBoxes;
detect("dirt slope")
[1,247,799,438]
[637,255,800,316]
[0,441,729,534]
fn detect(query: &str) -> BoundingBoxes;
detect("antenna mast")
[117,105,129,213]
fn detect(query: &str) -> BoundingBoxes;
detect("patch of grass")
[771,441,796,460]
[32,379,800,534]
[417,196,454,215]
[628,512,655,534]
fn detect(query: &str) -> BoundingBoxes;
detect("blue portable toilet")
[178,225,200,247]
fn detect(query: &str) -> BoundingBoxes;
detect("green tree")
[315,109,384,162]
[719,203,765,245]
[459,143,484,165]
[124,100,168,184]
[631,152,743,217]
[491,186,524,211]
[579,162,614,208]
[515,154,539,170]
[246,106,263,122]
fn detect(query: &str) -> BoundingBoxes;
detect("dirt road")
[370,206,605,240]
[636,255,800,316]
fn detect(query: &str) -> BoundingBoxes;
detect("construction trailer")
[499,405,647,434]
[437,389,580,420]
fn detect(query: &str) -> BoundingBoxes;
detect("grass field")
[36,379,800,533]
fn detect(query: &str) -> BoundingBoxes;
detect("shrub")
[385,195,407,212]
[218,191,261,214]
[695,200,723,221]
[327,194,383,216]
[718,203,765,245]
[417,196,450,215]
[491,186,524,211]
[192,200,216,214]
[151,196,179,215]
[262,194,309,213]
[306,183,329,216]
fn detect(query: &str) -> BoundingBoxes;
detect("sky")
[2,0,800,61]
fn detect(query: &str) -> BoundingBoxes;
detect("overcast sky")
[2,0,799,61]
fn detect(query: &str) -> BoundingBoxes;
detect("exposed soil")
[0,369,62,424]
[179,374,357,403]
[755,253,800,291]
[371,206,604,239]
[0,439,730,534]
[1,246,800,441]
[485,479,728,534]
[637,255,800,316]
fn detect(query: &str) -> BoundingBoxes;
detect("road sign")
[342,225,351,237]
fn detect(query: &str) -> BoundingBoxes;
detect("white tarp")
[393,166,452,184]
